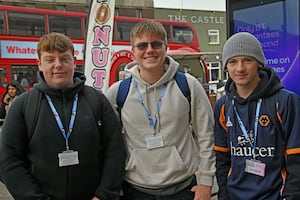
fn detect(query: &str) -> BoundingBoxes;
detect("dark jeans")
[121,177,196,200]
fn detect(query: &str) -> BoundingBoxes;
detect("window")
[223,70,229,81]
[7,12,45,36]
[115,21,136,41]
[56,5,66,11]
[162,25,171,42]
[208,29,220,45]
[0,68,8,87]
[49,15,83,38]
[0,11,4,34]
[10,65,38,87]
[25,3,35,8]
[173,25,193,43]
[207,62,222,82]
[135,9,142,18]
[75,65,83,73]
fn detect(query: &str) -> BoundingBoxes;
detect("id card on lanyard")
[46,93,80,167]
[233,99,266,177]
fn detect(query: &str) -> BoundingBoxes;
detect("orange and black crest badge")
[259,115,270,126]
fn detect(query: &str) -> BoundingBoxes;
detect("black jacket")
[0,71,126,200]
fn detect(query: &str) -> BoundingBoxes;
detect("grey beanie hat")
[222,32,266,69]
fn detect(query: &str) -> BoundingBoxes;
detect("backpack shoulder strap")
[24,88,42,141]
[81,86,103,147]
[224,95,231,117]
[23,86,103,141]
[116,72,191,110]
[116,76,132,110]
[265,92,283,138]
[82,86,101,121]
[174,71,190,103]
[174,71,191,123]
[220,95,231,131]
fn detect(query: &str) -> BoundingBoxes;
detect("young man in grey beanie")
[213,32,300,200]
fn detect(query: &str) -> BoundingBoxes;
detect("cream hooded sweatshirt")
[106,56,215,189]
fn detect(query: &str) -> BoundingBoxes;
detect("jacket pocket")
[125,146,188,187]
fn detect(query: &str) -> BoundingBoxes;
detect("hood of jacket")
[124,56,179,87]
[225,67,284,103]
[34,71,86,97]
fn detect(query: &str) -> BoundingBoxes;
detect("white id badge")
[58,150,79,167]
[245,159,266,177]
[145,135,164,149]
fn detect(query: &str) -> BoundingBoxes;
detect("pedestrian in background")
[106,20,215,200]
[0,80,25,120]
[0,32,126,200]
[214,32,300,200]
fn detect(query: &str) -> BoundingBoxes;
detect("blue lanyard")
[233,98,262,159]
[45,93,78,151]
[134,80,167,131]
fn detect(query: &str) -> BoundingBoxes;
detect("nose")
[236,61,245,71]
[145,43,155,51]
[54,58,63,67]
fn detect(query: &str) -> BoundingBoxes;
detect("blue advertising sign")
[229,0,300,95]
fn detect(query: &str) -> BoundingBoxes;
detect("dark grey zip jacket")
[0,71,125,200]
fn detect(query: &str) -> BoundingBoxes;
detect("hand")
[5,105,9,112]
[191,184,212,200]
[3,93,10,103]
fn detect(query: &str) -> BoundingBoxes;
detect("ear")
[258,64,263,69]
[37,59,43,71]
[73,56,77,65]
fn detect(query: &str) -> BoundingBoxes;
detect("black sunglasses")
[134,41,164,51]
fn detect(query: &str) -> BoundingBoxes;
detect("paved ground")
[0,179,218,200]
[0,125,15,200]
[0,181,13,200]
[0,179,219,200]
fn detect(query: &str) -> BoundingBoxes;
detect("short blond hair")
[130,20,167,45]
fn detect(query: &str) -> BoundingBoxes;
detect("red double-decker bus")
[0,5,208,99]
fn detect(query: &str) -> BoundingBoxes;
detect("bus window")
[0,11,4,34]
[162,24,171,43]
[112,16,200,52]
[49,15,83,38]
[0,68,8,87]
[75,65,84,73]
[7,12,45,36]
[173,25,193,43]
[115,21,135,41]
[10,65,38,88]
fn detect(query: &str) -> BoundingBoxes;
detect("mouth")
[235,74,247,79]
[144,56,158,60]
[52,72,66,77]
[53,71,65,74]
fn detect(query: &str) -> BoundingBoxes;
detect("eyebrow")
[43,53,72,59]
